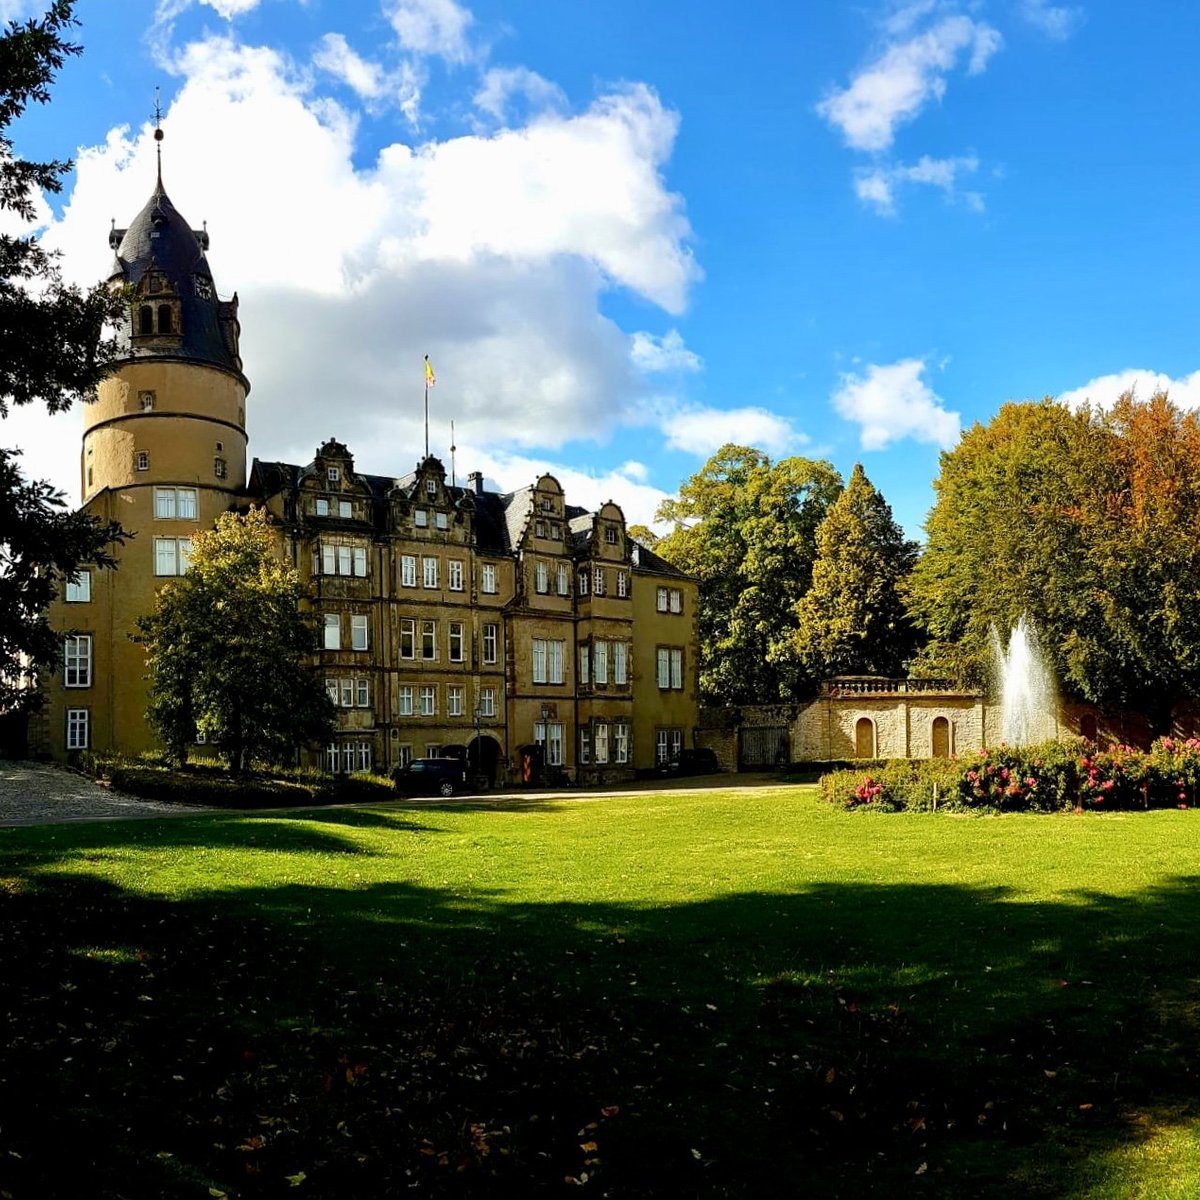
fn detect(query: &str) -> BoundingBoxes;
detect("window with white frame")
[594,640,608,685]
[532,638,546,683]
[671,648,683,689]
[594,722,609,764]
[399,617,415,659]
[535,560,549,593]
[617,571,628,598]
[65,571,91,603]
[605,526,617,544]
[419,685,437,716]
[316,497,330,517]
[614,721,629,764]
[448,685,463,716]
[340,678,355,707]
[425,743,441,758]
[324,614,341,650]
[578,570,588,596]
[421,619,437,660]
[135,450,149,471]
[327,466,340,482]
[154,487,198,520]
[479,686,495,717]
[670,588,683,614]
[656,728,682,764]
[482,563,497,594]
[154,537,192,576]
[449,622,464,662]
[482,623,498,665]
[579,726,591,765]
[423,556,438,588]
[546,722,564,766]
[351,614,369,651]
[656,586,668,612]
[425,478,437,499]
[436,512,448,531]
[414,509,427,528]
[401,555,417,587]
[398,685,413,716]
[356,678,370,707]
[557,563,569,595]
[318,543,367,577]
[338,545,352,576]
[535,520,546,538]
[534,638,564,684]
[64,635,92,688]
[551,523,561,540]
[339,499,352,519]
[613,641,628,686]
[579,644,590,685]
[325,678,339,705]
[448,560,464,591]
[593,567,606,596]
[397,743,413,768]
[66,707,89,750]
[656,647,670,689]
[324,743,339,773]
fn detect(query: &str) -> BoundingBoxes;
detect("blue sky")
[6,0,1199,536]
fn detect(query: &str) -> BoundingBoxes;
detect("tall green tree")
[0,2,126,713]
[654,444,843,703]
[136,508,335,773]
[793,463,920,678]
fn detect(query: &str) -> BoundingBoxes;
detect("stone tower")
[38,167,250,758]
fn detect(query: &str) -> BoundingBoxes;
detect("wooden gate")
[739,725,789,768]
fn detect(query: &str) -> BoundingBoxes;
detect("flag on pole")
[424,355,436,388]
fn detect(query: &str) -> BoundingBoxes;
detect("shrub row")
[818,737,1200,813]
[82,754,394,809]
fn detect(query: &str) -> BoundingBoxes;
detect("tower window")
[214,457,227,479]
[135,451,149,471]
[139,391,154,411]
[215,441,223,453]
[157,305,172,334]
[327,467,340,482]
[138,306,153,336]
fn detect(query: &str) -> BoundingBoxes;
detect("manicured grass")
[2,788,1200,1197]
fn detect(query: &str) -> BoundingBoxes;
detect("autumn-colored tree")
[793,463,920,678]
[136,508,334,773]
[654,444,843,703]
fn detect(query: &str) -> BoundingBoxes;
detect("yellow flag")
[424,355,436,387]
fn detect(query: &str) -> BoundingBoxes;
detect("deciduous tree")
[136,508,335,773]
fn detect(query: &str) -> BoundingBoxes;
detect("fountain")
[989,615,1057,746]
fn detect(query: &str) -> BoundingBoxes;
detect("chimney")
[468,470,484,495]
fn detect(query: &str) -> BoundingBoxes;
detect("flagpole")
[424,374,429,460]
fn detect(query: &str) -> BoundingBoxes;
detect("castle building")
[35,171,699,783]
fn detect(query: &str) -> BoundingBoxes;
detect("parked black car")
[655,748,720,777]
[391,757,474,797]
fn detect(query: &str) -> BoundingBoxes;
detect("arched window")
[854,717,876,759]
[138,306,153,335]
[157,305,172,334]
[931,716,951,758]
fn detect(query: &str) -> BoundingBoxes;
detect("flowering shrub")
[1076,745,1142,810]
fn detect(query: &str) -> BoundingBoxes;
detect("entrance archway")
[467,735,503,787]
[854,717,876,759]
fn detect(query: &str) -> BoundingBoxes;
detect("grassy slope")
[2,789,1199,1198]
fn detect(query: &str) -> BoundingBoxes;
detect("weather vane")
[153,86,164,180]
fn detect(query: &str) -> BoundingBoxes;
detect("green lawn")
[2,788,1199,1198]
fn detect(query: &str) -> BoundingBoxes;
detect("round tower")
[82,172,249,504]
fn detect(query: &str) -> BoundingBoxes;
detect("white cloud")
[474,67,566,122]
[818,15,1001,151]
[855,153,980,214]
[1057,369,1200,412]
[1020,0,1083,40]
[23,31,700,507]
[832,358,961,449]
[657,404,803,457]
[154,0,261,23]
[385,0,475,63]
[631,329,702,373]
[313,34,388,101]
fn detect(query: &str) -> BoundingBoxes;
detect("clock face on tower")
[193,275,213,300]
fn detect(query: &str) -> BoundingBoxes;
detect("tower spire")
[153,86,164,186]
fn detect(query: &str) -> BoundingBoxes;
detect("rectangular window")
[65,571,91,603]
[448,622,464,662]
[421,619,437,660]
[401,555,417,587]
[340,678,355,707]
[66,707,89,750]
[338,500,352,519]
[154,487,197,520]
[594,640,608,685]
[356,742,372,772]
[579,644,590,686]
[353,547,367,577]
[670,588,683,614]
[414,509,427,527]
[551,523,561,540]
[546,722,564,766]
[483,623,498,665]
[324,613,341,650]
[325,743,339,773]
[617,571,628,598]
[548,639,564,684]
[399,617,415,659]
[579,570,588,596]
[657,587,668,612]
[397,744,413,768]
[356,678,370,707]
[419,685,437,716]
[614,721,629,764]
[656,730,670,764]
[535,520,546,538]
[321,544,336,575]
[656,647,670,689]
[426,743,441,759]
[613,641,628,686]
[316,497,329,516]
[448,685,463,716]
[398,685,413,716]
[671,648,683,690]
[535,561,549,593]
[579,726,591,765]
[135,450,149,471]
[532,638,547,684]
[338,545,352,576]
[325,678,339,705]
[448,560,464,591]
[64,635,92,688]
[557,563,569,595]
[154,537,192,576]
[605,526,617,544]
[327,466,340,482]
[342,743,355,775]
[479,686,496,717]
[482,563,497,594]
[593,567,605,596]
[435,511,448,531]
[351,614,369,651]
[423,557,438,588]
[594,722,609,764]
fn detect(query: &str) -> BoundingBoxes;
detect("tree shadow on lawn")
[1,861,1198,1198]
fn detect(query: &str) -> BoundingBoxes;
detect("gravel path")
[0,760,206,827]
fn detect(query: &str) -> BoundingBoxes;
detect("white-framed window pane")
[177,539,192,574]
[414,508,427,527]
[316,498,330,516]
[154,487,176,519]
[65,571,91,603]
[671,648,683,690]
[670,729,683,759]
[421,620,437,660]
[340,679,354,707]
[557,564,569,595]
[547,722,564,766]
[400,618,415,659]
[656,730,670,764]
[338,500,352,519]
[398,686,413,716]
[483,624,498,664]
[420,685,437,715]
[593,568,605,595]
[356,678,370,707]
[154,537,177,576]
[426,743,441,758]
[532,639,546,683]
[325,678,339,704]
[327,466,340,482]
[578,571,588,596]
[617,571,628,598]
[352,547,367,577]
[322,545,336,574]
[325,743,339,773]
[594,640,608,685]
[64,635,92,688]
[657,587,668,612]
[66,708,89,750]
[479,686,495,717]
[449,560,464,591]
[595,723,609,764]
[614,721,629,763]
[398,743,413,767]
[670,589,682,614]
[614,642,627,686]
[579,727,591,765]
[449,622,464,662]
[177,489,197,520]
[482,563,497,594]
[356,742,372,772]
[656,648,670,689]
[535,562,548,593]
[324,613,341,650]
[549,640,563,684]
[342,743,355,774]
[579,645,589,685]
[338,545,352,576]
[448,685,463,716]
[435,512,448,531]
[401,555,416,587]
[351,614,369,650]
[423,557,438,588]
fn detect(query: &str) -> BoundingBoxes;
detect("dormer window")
[158,305,173,334]
[425,479,436,498]
[605,526,617,544]
[327,467,340,482]
[540,498,553,512]
[138,306,153,336]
